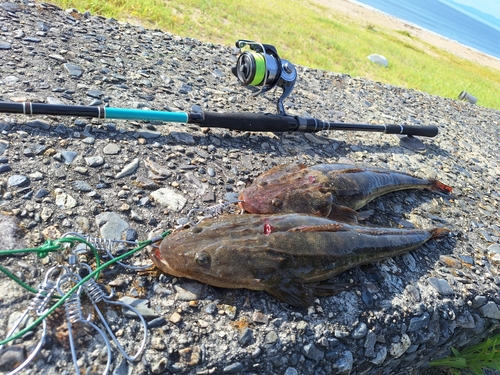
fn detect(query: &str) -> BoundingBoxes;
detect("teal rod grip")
[105,108,189,122]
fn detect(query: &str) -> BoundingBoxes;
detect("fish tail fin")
[431,227,450,239]
[430,179,453,193]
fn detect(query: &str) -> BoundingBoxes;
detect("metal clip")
[79,263,149,362]
[176,200,243,229]
[56,272,112,375]
[0,267,61,375]
[62,232,151,271]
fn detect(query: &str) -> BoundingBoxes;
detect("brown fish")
[151,213,448,306]
[238,163,452,223]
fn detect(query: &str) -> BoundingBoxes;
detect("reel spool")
[232,40,297,115]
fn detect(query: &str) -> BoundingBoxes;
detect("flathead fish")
[151,213,448,306]
[239,163,452,223]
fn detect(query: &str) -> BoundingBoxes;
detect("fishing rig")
[0,232,165,375]
[0,200,240,374]
[0,39,437,150]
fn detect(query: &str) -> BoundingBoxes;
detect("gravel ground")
[1,2,500,375]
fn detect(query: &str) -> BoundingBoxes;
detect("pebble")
[7,175,29,187]
[115,158,140,178]
[103,143,121,155]
[302,343,324,361]
[71,180,92,192]
[147,317,168,329]
[54,189,77,208]
[0,164,11,174]
[352,322,368,339]
[118,296,157,319]
[335,350,354,374]
[174,283,203,300]
[150,188,187,212]
[95,212,129,239]
[63,62,84,78]
[238,328,253,347]
[85,155,105,167]
[408,312,430,332]
[223,362,244,373]
[265,331,278,345]
[427,277,454,296]
[478,301,500,319]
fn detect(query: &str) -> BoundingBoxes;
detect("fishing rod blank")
[0,101,438,137]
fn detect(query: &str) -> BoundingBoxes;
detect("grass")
[45,0,500,110]
[429,334,500,374]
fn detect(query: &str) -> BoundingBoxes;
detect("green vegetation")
[430,334,500,374]
[47,0,500,110]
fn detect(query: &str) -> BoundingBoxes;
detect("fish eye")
[271,198,283,207]
[195,251,211,267]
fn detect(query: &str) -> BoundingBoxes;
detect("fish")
[238,163,452,223]
[151,213,449,307]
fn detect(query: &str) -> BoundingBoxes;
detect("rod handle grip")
[201,111,297,132]
[386,124,439,137]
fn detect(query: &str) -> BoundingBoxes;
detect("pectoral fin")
[266,275,355,307]
[312,282,356,296]
[266,279,317,307]
[327,205,359,224]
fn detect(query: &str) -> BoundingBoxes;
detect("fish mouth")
[150,248,181,277]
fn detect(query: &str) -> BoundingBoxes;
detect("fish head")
[239,164,334,216]
[151,215,288,290]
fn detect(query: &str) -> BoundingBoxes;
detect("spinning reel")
[232,39,297,115]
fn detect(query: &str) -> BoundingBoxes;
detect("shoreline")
[311,0,500,71]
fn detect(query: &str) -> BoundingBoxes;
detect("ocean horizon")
[351,0,500,61]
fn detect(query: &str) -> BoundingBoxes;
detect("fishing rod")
[0,40,438,143]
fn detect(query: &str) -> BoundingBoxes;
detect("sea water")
[353,0,500,60]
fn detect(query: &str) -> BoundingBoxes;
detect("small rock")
[352,322,368,339]
[408,312,430,332]
[371,346,387,365]
[147,317,167,329]
[302,343,324,361]
[252,311,269,324]
[0,345,26,370]
[427,277,454,296]
[174,283,203,300]
[85,156,104,167]
[150,188,187,212]
[169,312,182,324]
[472,295,487,308]
[0,164,11,174]
[223,362,244,374]
[150,357,168,374]
[115,158,140,178]
[63,62,84,78]
[265,331,278,345]
[335,350,354,374]
[479,301,500,319]
[118,296,157,319]
[103,143,121,155]
[238,328,254,347]
[95,212,129,240]
[71,180,92,192]
[7,175,29,187]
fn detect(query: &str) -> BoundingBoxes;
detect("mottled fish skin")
[238,163,452,223]
[151,213,448,306]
